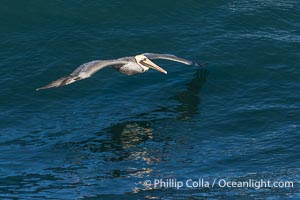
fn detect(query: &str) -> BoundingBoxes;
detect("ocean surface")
[0,0,299,199]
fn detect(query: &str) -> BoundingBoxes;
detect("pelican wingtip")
[194,61,207,67]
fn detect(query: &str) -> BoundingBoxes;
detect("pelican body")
[36,53,204,91]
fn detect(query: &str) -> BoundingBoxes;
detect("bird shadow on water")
[171,68,208,120]
[88,68,208,171]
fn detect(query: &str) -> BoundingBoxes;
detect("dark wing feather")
[143,53,204,67]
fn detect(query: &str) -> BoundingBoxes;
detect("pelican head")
[135,54,167,74]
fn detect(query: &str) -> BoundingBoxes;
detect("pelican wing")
[143,53,204,67]
[36,60,127,91]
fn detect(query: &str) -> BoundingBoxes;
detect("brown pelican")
[36,53,204,91]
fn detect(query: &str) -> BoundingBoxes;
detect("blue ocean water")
[0,0,299,199]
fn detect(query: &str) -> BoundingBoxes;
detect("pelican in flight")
[36,53,205,91]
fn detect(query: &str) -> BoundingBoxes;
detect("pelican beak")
[141,58,167,74]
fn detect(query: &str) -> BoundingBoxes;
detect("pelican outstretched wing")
[143,53,205,67]
[36,60,127,91]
